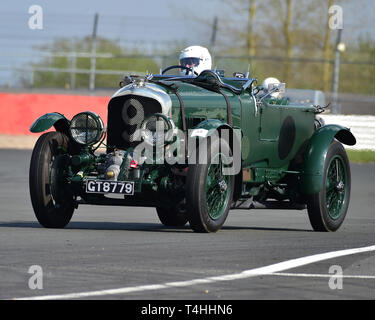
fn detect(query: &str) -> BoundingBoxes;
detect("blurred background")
[0,0,375,156]
[0,0,374,151]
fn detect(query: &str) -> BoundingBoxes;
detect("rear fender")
[299,124,356,195]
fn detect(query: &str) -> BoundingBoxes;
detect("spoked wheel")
[186,137,234,233]
[205,153,232,220]
[29,132,75,228]
[306,141,351,232]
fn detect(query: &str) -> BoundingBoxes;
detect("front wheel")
[29,132,75,228]
[186,137,234,232]
[306,141,351,232]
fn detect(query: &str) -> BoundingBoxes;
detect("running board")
[232,199,306,210]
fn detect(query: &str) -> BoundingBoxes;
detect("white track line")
[13,244,375,300]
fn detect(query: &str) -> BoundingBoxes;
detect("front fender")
[30,112,70,135]
[190,119,242,144]
[299,124,356,195]
[189,118,242,183]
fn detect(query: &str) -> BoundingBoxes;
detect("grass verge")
[347,149,375,164]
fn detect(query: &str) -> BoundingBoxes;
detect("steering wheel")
[161,65,199,76]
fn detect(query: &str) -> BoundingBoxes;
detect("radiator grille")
[107,95,162,150]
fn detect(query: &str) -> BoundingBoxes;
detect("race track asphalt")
[1,149,375,300]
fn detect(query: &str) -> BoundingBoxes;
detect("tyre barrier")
[0,93,109,135]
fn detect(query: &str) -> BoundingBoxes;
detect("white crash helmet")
[262,77,281,98]
[179,45,212,75]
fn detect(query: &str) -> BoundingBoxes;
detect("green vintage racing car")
[29,64,356,233]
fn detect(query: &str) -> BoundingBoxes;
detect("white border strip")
[270,272,375,279]
[13,244,375,300]
[321,115,375,150]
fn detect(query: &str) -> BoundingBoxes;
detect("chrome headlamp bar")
[140,113,176,147]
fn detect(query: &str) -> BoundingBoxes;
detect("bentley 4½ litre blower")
[29,52,356,233]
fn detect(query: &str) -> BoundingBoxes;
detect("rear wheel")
[156,200,188,227]
[306,141,351,232]
[29,132,75,228]
[186,137,234,233]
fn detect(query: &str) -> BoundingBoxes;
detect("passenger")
[261,77,281,99]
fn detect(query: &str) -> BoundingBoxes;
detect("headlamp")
[69,111,104,145]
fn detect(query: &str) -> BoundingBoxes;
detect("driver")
[179,45,212,75]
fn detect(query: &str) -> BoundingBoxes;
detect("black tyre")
[156,201,188,227]
[186,137,234,233]
[306,141,351,232]
[29,132,75,228]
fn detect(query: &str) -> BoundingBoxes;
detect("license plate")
[86,180,134,195]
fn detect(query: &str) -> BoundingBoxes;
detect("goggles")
[179,57,200,67]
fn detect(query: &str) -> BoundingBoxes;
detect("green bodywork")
[30,72,356,208]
